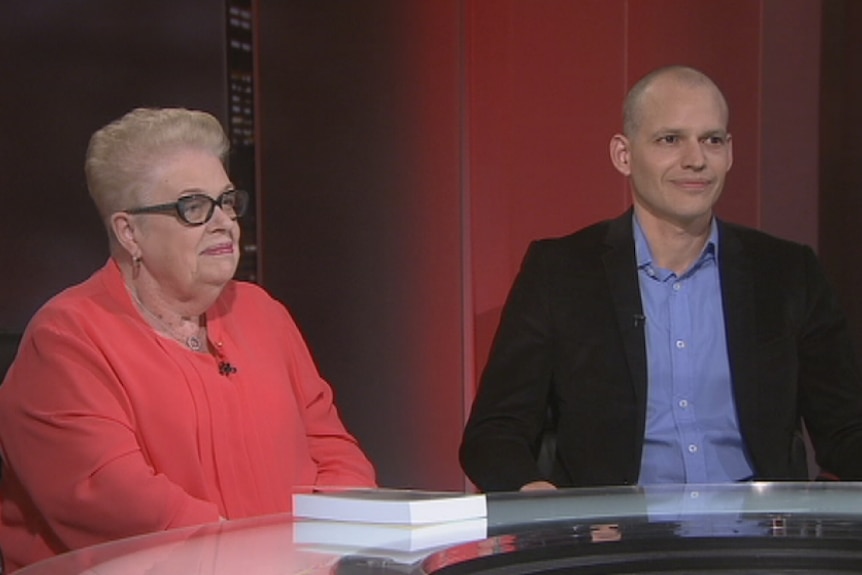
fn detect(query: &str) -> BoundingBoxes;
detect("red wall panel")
[467,0,627,380]
[466,1,823,392]
[625,0,763,227]
[760,0,821,247]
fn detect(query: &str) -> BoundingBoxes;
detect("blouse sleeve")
[279,310,377,488]
[0,314,220,552]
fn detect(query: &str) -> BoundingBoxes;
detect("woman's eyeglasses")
[124,189,249,226]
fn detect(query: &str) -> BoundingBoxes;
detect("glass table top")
[14,482,862,575]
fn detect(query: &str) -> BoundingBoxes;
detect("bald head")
[622,66,729,137]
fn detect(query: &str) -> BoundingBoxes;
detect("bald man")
[460,65,862,492]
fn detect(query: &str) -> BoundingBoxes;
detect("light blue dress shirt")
[634,215,755,484]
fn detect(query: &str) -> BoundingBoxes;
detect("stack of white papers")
[291,489,488,557]
[293,488,487,524]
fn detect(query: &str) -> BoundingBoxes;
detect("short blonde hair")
[85,108,229,238]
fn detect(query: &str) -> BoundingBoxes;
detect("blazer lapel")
[602,210,648,421]
[717,221,759,442]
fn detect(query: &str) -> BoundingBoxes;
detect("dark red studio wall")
[466,0,628,387]
[624,0,763,228]
[466,0,763,381]
[759,0,822,248]
[256,1,466,489]
[627,0,822,247]
[256,0,826,490]
[466,0,823,387]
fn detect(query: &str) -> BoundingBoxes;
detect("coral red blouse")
[0,259,376,571]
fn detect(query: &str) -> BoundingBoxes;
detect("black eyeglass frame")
[124,189,249,226]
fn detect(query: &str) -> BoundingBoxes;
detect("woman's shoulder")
[219,280,295,321]
[217,282,309,346]
[222,279,278,307]
[29,262,121,328]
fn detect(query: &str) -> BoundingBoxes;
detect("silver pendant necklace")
[127,285,206,352]
[185,334,204,352]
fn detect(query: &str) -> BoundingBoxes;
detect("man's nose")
[681,139,706,169]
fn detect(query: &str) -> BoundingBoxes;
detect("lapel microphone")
[218,361,238,376]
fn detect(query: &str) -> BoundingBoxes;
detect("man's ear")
[110,212,141,259]
[726,133,733,172]
[609,134,632,176]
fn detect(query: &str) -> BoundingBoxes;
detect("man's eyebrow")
[647,127,728,138]
[645,128,683,139]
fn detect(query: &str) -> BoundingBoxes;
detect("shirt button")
[676,340,686,349]
[673,282,682,291]
[688,444,698,453]
[678,399,688,408]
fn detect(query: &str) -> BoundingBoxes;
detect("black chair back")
[0,331,21,486]
[0,332,22,382]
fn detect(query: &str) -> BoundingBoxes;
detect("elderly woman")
[0,108,376,571]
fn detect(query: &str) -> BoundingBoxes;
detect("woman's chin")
[199,258,240,285]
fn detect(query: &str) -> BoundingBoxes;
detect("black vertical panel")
[820,0,862,363]
[0,2,227,331]
[226,0,259,282]
[257,1,465,489]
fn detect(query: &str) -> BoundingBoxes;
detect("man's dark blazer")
[460,209,862,492]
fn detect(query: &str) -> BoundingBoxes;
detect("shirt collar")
[633,213,719,273]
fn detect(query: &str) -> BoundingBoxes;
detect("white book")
[292,488,487,525]
[293,517,488,553]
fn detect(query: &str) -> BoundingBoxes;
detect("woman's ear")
[609,134,632,176]
[110,212,141,259]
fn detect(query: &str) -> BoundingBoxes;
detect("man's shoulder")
[719,220,813,258]
[543,218,614,243]
[527,216,624,262]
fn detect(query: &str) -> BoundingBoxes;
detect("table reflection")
[13,483,862,575]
